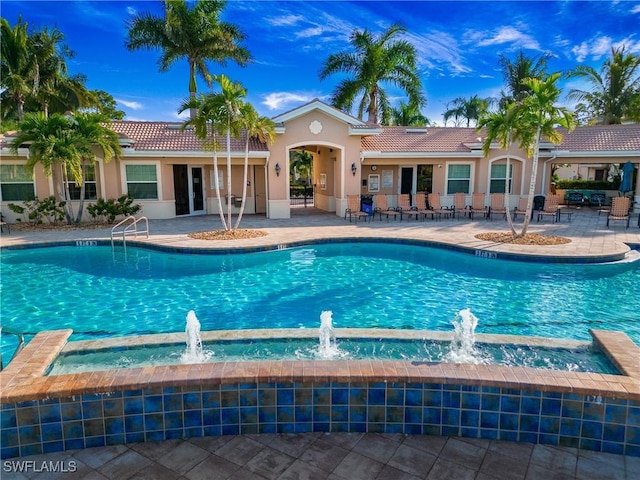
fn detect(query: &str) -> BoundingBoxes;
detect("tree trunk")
[75,160,87,224]
[188,60,197,120]
[234,139,250,230]
[520,125,542,236]
[212,151,228,231]
[503,131,516,236]
[59,163,75,224]
[226,122,232,230]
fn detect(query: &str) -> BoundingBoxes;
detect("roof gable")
[271,98,369,126]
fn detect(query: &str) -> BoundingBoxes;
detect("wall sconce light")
[351,162,357,176]
[437,164,443,169]
[275,163,281,176]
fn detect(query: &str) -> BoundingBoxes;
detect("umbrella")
[620,161,634,193]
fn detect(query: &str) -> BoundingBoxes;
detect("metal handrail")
[110,216,149,251]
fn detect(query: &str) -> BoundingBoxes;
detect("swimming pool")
[1,242,639,361]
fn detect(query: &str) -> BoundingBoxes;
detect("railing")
[0,327,25,371]
[290,186,314,208]
[110,215,149,252]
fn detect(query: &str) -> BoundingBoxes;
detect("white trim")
[361,151,483,159]
[120,160,162,201]
[272,99,366,126]
[445,161,475,195]
[116,150,269,159]
[487,155,526,195]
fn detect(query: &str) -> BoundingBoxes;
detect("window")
[368,174,380,192]
[0,164,35,201]
[319,173,327,190]
[67,164,97,200]
[417,165,433,193]
[210,168,224,189]
[489,164,513,194]
[447,164,471,194]
[125,165,158,199]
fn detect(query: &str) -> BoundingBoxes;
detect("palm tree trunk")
[520,124,542,236]
[504,130,516,236]
[226,122,232,230]
[189,60,197,119]
[59,163,75,224]
[234,138,250,230]
[75,160,87,224]
[212,152,228,230]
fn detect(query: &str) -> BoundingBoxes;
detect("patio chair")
[468,193,488,220]
[537,194,561,223]
[512,197,529,221]
[373,194,400,222]
[427,193,453,220]
[452,193,468,218]
[414,192,436,220]
[0,212,8,234]
[606,196,631,228]
[488,193,507,220]
[345,195,370,223]
[397,194,415,220]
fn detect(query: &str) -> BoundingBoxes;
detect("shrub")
[556,179,620,190]
[8,196,66,225]
[87,194,141,223]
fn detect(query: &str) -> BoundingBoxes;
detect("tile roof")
[108,121,270,152]
[361,126,482,152]
[556,124,640,151]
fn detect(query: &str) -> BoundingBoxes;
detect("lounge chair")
[488,193,507,220]
[537,194,560,223]
[345,195,370,223]
[606,197,631,228]
[468,193,488,220]
[427,193,453,220]
[397,194,416,220]
[512,197,529,221]
[0,212,8,234]
[414,192,436,220]
[588,192,607,208]
[373,194,400,222]
[452,193,468,218]
[565,191,584,207]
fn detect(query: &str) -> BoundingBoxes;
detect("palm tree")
[1,16,33,121]
[478,105,518,235]
[68,113,121,223]
[443,95,492,127]
[290,150,313,184]
[319,23,424,124]
[498,50,550,102]
[179,92,227,229]
[8,112,120,224]
[389,101,430,126]
[126,0,250,118]
[234,103,275,229]
[510,73,576,235]
[567,47,640,124]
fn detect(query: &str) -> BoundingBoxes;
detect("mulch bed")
[188,229,268,241]
[475,232,571,245]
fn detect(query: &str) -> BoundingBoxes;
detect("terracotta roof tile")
[556,124,640,151]
[361,126,480,152]
[108,121,270,152]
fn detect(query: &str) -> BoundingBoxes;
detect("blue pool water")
[1,243,639,360]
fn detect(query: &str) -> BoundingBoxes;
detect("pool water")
[1,243,639,361]
[47,338,619,375]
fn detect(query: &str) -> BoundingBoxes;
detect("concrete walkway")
[1,208,639,479]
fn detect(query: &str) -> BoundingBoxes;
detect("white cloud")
[295,27,325,39]
[267,14,305,27]
[262,92,315,111]
[126,6,136,16]
[475,26,541,50]
[116,99,144,110]
[405,30,472,76]
[571,35,640,62]
[632,5,640,14]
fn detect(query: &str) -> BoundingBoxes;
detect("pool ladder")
[0,327,25,371]
[110,215,149,252]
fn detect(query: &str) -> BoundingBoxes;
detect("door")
[173,165,189,216]
[191,167,205,213]
[254,166,267,214]
[401,167,414,203]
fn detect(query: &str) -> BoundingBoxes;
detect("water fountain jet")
[181,310,209,363]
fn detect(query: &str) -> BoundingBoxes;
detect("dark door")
[173,165,189,216]
[192,167,204,211]
[401,167,413,201]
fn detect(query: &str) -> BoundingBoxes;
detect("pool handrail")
[110,215,149,251]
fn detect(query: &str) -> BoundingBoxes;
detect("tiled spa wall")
[2,381,639,459]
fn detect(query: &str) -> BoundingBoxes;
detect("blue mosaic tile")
[103,398,124,418]
[313,388,330,405]
[479,429,498,440]
[258,424,276,434]
[461,393,480,410]
[164,393,183,412]
[625,444,640,456]
[603,423,625,442]
[538,433,559,446]
[368,406,385,423]
[1,428,18,447]
[84,419,105,437]
[583,402,605,422]
[123,389,144,398]
[20,443,43,457]
[481,386,500,394]
[405,389,423,407]
[520,415,540,433]
[330,406,348,423]
[423,389,442,407]
[461,410,479,427]
[480,412,499,430]
[64,438,85,451]
[627,425,640,445]
[500,396,520,413]
[349,387,367,405]
[16,406,39,426]
[104,417,124,435]
[368,388,385,406]
[166,429,184,440]
[581,421,603,440]
[601,441,624,455]
[349,422,367,433]
[184,410,203,428]
[424,383,443,391]
[220,391,239,408]
[387,388,404,406]
[184,392,203,410]
[277,389,294,406]
[629,406,640,426]
[41,422,63,442]
[460,427,478,438]
[541,398,561,416]
[423,425,441,436]
[539,416,560,434]
[499,430,518,442]
[258,389,275,407]
[331,422,349,433]
[42,441,64,454]
[580,438,602,451]
[519,432,538,444]
[203,391,221,408]
[18,425,41,445]
[124,397,143,415]
[500,413,518,431]
[106,434,126,446]
[443,391,460,409]
[63,420,84,439]
[481,394,500,412]
[605,404,627,424]
[405,407,422,424]
[386,407,403,423]
[16,400,38,408]
[240,407,257,425]
[145,430,165,442]
[442,425,460,437]
[560,418,581,437]
[520,397,541,415]
[144,413,164,432]
[82,400,103,420]
[350,406,366,423]
[277,406,294,423]
[61,401,82,421]
[258,407,275,424]
[386,423,403,434]
[1,447,20,459]
[331,387,349,405]
[144,395,163,413]
[368,423,385,434]
[221,408,239,426]
[423,407,441,425]
[561,400,583,419]
[442,408,460,426]
[124,414,144,433]
[1,409,17,429]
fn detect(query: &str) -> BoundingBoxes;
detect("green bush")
[556,179,620,190]
[87,194,141,223]
[8,196,66,225]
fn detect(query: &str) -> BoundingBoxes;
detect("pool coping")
[2,328,640,406]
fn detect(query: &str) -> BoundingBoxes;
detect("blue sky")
[3,1,640,124]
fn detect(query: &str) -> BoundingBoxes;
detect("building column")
[634,163,640,213]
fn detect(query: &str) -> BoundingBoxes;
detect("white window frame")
[489,163,513,194]
[121,162,161,200]
[368,174,380,192]
[445,162,474,195]
[0,162,35,202]
[66,163,98,200]
[210,167,224,189]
